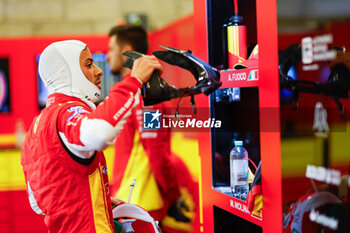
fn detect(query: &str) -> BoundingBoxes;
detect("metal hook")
[175,98,183,121]
[190,95,197,114]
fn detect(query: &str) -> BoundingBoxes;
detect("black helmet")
[123,46,221,106]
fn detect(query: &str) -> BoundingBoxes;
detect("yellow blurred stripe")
[171,132,200,181]
[282,123,350,177]
[0,149,26,191]
[0,134,16,145]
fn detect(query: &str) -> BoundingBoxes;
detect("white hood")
[38,40,101,103]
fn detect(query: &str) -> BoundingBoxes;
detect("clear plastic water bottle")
[230,140,249,200]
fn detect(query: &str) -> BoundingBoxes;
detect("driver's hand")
[131,55,163,84]
[111,197,125,208]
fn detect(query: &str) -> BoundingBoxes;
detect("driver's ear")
[122,44,133,54]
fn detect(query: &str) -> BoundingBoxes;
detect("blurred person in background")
[107,24,198,233]
[21,39,161,232]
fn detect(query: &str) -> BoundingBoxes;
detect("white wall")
[0,0,193,37]
[277,0,350,18]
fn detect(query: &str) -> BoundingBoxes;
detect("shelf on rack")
[211,187,263,226]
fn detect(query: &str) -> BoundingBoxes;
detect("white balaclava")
[38,40,101,103]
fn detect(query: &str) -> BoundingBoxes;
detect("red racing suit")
[21,76,141,233]
[110,74,180,221]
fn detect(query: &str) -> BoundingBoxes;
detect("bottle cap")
[223,14,244,27]
[234,140,243,146]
